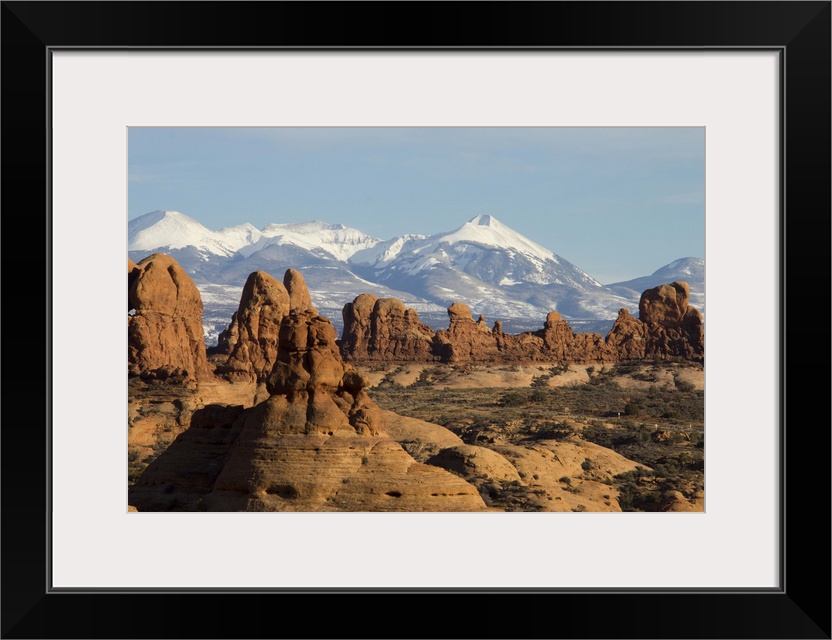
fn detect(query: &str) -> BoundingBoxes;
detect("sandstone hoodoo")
[214,270,291,382]
[340,294,437,362]
[128,253,212,382]
[284,267,317,314]
[605,281,704,362]
[537,310,615,364]
[339,281,703,365]
[638,281,704,361]
[434,304,616,364]
[604,308,647,360]
[434,302,499,363]
[130,268,488,512]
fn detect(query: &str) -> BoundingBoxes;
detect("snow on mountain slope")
[607,257,704,289]
[358,215,602,291]
[238,221,381,261]
[214,222,263,250]
[421,214,558,264]
[607,257,705,313]
[197,283,248,347]
[128,210,261,257]
[350,234,427,267]
[351,214,561,268]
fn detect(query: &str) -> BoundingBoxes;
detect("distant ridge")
[128,210,704,343]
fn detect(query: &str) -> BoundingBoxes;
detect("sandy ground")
[355,362,704,391]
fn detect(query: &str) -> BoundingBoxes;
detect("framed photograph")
[3,2,829,638]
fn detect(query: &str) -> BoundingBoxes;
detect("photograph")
[126,127,706,513]
[3,1,829,637]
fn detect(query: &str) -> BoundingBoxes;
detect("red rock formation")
[342,299,615,364]
[284,268,316,313]
[434,302,501,363]
[213,311,239,355]
[128,258,139,297]
[129,271,487,512]
[340,293,378,358]
[340,294,437,362]
[339,282,702,365]
[605,308,647,360]
[638,282,704,361]
[605,282,703,362]
[128,253,212,382]
[215,271,290,382]
[538,311,616,363]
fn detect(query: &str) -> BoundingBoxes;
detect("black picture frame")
[2,2,829,638]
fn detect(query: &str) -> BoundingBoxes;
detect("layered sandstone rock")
[638,282,704,361]
[605,281,704,362]
[341,281,703,365]
[130,270,487,512]
[284,268,316,313]
[128,253,212,382]
[427,445,523,484]
[128,258,139,295]
[538,311,616,363]
[213,312,239,355]
[215,271,290,382]
[433,303,498,363]
[605,308,648,360]
[342,297,616,365]
[340,293,378,358]
[341,294,437,362]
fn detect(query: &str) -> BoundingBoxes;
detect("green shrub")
[411,368,433,387]
[529,389,548,403]
[499,391,527,407]
[674,379,696,392]
[624,402,642,416]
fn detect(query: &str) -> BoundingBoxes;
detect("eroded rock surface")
[215,271,290,382]
[638,282,704,361]
[434,303,500,363]
[128,253,212,382]
[340,282,703,365]
[341,294,437,362]
[605,281,704,362]
[130,270,487,512]
[342,299,617,364]
[605,308,648,360]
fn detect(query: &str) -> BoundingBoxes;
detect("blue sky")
[128,127,704,284]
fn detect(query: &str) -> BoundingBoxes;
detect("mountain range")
[128,210,704,344]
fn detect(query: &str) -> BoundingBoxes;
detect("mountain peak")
[157,209,185,218]
[129,209,256,257]
[468,214,497,227]
[657,257,703,273]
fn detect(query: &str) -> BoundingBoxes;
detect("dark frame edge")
[781,3,831,634]
[2,3,51,638]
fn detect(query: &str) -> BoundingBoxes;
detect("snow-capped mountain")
[128,210,262,258]
[348,214,616,322]
[350,234,428,267]
[606,257,705,313]
[237,220,381,262]
[127,209,704,343]
[352,215,601,289]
